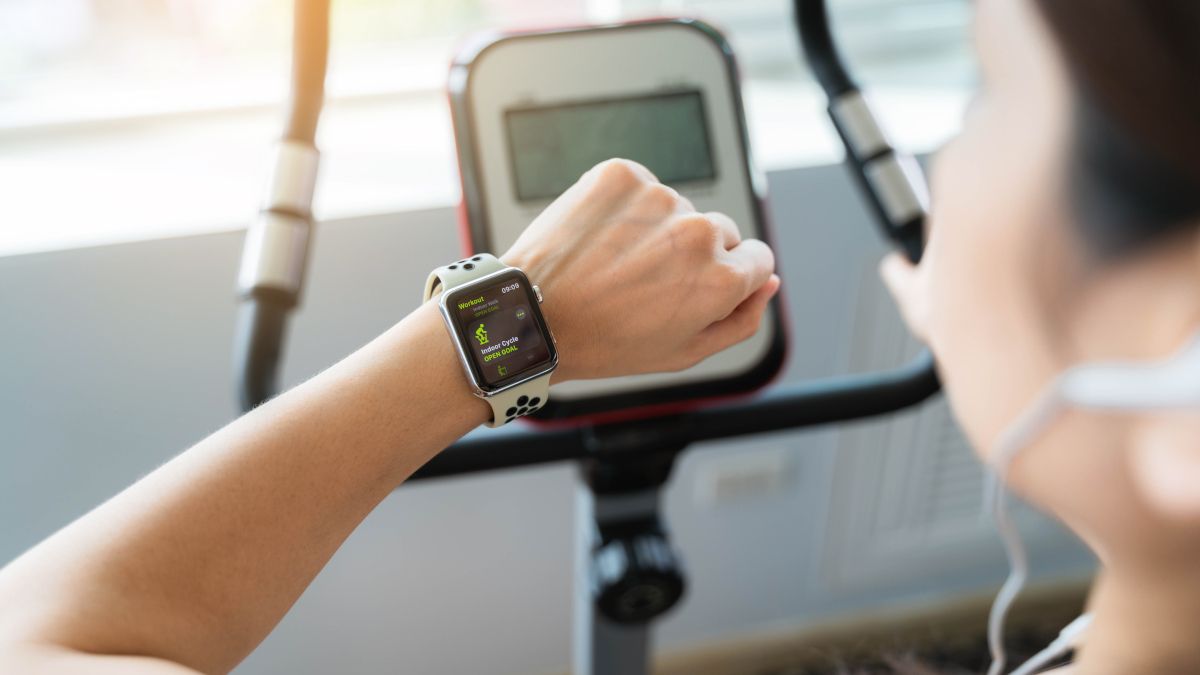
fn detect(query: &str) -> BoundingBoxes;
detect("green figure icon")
[474,323,489,346]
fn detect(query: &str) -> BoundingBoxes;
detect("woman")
[2,1,1199,673]
[880,0,1200,672]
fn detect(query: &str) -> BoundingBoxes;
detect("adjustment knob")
[592,531,685,624]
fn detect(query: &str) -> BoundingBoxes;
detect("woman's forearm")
[0,159,779,674]
[0,301,486,673]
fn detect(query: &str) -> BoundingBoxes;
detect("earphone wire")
[1009,613,1095,675]
[983,333,1200,673]
[985,385,1065,675]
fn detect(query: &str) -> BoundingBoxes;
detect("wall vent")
[820,266,991,590]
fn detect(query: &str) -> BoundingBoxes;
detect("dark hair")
[1033,1,1200,256]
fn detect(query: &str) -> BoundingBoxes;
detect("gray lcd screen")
[504,91,717,202]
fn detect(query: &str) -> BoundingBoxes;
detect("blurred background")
[0,1,1095,673]
[0,0,976,255]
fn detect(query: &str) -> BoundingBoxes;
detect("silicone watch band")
[424,253,553,427]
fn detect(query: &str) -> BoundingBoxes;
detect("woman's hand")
[502,159,780,382]
[879,252,933,345]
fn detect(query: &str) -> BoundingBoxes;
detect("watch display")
[444,269,556,390]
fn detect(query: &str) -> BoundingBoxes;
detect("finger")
[723,238,776,301]
[705,211,741,249]
[651,183,693,214]
[879,252,917,313]
[622,159,659,183]
[585,157,658,184]
[879,253,929,342]
[674,192,696,214]
[692,274,781,356]
[574,160,659,201]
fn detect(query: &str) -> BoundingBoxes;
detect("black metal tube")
[797,0,930,266]
[794,0,856,97]
[411,350,939,481]
[234,291,292,412]
[686,349,938,439]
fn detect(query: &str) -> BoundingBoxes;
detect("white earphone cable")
[985,386,1064,675]
[982,334,1200,673]
[1009,613,1094,675]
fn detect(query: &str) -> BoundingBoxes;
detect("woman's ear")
[1129,413,1200,521]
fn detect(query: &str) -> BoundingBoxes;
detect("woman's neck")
[1076,564,1200,673]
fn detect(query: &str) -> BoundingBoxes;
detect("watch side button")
[533,285,543,303]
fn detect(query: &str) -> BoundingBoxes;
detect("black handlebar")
[794,0,856,97]
[233,0,329,411]
[413,350,938,480]
[794,0,929,264]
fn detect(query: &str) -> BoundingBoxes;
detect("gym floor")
[652,580,1089,675]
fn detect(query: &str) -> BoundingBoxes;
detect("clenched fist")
[501,158,780,382]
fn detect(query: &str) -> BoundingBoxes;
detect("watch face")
[444,269,556,392]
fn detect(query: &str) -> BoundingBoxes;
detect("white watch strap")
[423,253,507,300]
[424,253,553,428]
[483,375,551,428]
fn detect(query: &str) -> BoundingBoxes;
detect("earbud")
[1057,335,1200,410]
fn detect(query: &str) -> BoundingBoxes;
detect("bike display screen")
[505,90,716,202]
[445,269,556,390]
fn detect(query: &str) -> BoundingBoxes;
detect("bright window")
[0,0,973,255]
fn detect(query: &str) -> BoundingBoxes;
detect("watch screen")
[446,270,555,389]
[505,90,716,202]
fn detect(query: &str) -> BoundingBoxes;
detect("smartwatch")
[424,253,558,427]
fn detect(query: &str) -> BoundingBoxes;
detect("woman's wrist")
[403,300,494,424]
[333,300,494,470]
